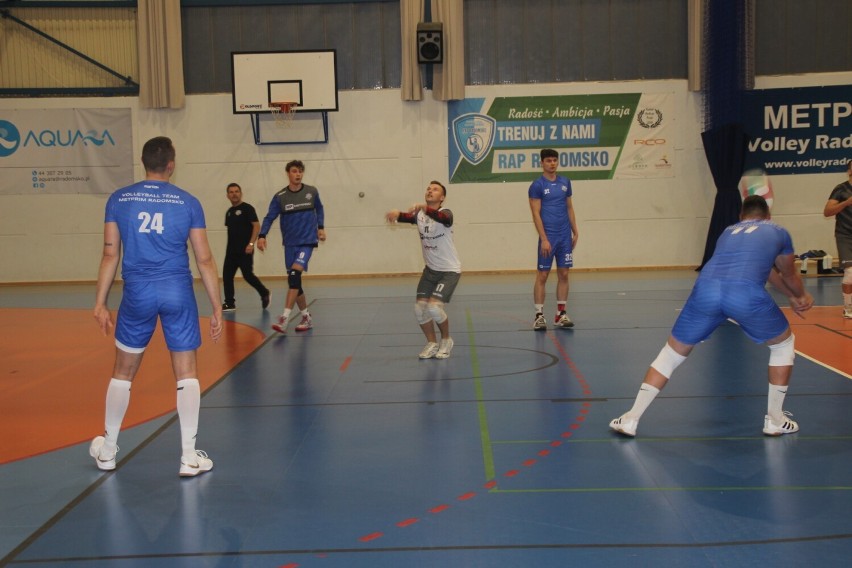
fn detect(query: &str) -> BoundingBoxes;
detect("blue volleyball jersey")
[104,180,206,282]
[700,219,794,284]
[260,185,325,246]
[528,175,573,237]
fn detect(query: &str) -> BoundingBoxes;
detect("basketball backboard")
[231,50,338,114]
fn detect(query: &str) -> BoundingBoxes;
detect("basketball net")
[270,102,298,128]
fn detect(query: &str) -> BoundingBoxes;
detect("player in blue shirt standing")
[610,195,814,438]
[528,148,579,331]
[91,136,223,477]
[257,160,326,334]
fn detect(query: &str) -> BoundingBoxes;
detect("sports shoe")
[295,314,313,331]
[609,414,638,437]
[843,307,852,320]
[271,315,288,334]
[419,342,439,359]
[261,292,271,310]
[179,450,213,477]
[89,436,117,471]
[221,303,236,312]
[763,411,799,436]
[436,337,454,359]
[555,311,574,328]
[533,313,547,331]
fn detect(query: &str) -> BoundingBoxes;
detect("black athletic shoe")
[222,303,236,312]
[261,293,270,310]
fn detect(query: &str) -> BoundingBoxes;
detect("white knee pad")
[843,266,852,286]
[768,333,795,367]
[426,301,448,324]
[414,300,432,325]
[650,343,687,379]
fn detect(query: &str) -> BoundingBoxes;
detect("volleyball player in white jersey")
[386,181,462,359]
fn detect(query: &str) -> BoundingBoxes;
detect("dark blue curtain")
[698,0,752,268]
[699,123,748,267]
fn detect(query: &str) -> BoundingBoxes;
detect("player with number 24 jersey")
[105,180,206,282]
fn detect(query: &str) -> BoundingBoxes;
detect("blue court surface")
[1,271,851,567]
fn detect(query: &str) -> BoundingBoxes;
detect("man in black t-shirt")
[823,160,852,319]
[222,183,270,311]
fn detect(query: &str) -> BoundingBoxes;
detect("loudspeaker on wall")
[417,22,443,64]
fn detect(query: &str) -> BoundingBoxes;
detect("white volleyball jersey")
[401,207,461,273]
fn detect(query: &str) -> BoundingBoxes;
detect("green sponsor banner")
[448,93,673,183]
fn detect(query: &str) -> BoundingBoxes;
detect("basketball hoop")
[270,102,298,127]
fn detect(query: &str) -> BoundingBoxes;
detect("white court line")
[795,350,852,381]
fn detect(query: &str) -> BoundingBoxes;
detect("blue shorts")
[672,279,789,345]
[537,233,573,271]
[285,246,315,271]
[115,275,201,352]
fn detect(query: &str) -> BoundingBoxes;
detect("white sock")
[176,378,201,459]
[767,383,788,422]
[282,308,292,320]
[103,378,131,452]
[534,304,543,314]
[301,308,310,317]
[627,384,661,420]
[843,292,852,309]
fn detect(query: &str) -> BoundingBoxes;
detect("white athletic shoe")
[843,307,852,320]
[609,414,638,437]
[271,315,287,334]
[533,313,547,331]
[89,436,117,471]
[436,338,454,359]
[763,411,799,436]
[555,312,574,328]
[179,450,213,477]
[419,342,439,359]
[295,314,313,331]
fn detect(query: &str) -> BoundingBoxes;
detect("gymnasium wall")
[0,71,848,283]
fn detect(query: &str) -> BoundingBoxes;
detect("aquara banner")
[0,108,133,195]
[743,85,852,175]
[448,93,674,183]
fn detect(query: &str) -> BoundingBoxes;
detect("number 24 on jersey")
[138,212,164,234]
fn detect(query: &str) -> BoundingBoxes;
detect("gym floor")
[1,270,850,567]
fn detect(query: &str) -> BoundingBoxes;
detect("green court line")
[491,485,852,494]
[467,308,496,481]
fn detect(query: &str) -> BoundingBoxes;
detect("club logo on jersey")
[452,113,495,166]
[0,120,21,158]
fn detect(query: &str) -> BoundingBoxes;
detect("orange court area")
[0,308,265,464]
[785,305,852,378]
